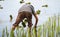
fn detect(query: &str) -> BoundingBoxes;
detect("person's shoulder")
[27,4,34,8]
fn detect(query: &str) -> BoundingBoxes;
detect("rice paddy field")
[2,15,60,37]
[0,0,60,37]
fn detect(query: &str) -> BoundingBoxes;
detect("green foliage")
[26,2,31,4]
[27,27,32,37]
[2,29,5,37]
[36,10,41,15]
[16,27,21,37]
[10,30,14,37]
[10,15,13,22]
[2,15,60,37]
[6,27,9,37]
[20,0,24,4]
[42,4,48,7]
[0,0,4,1]
[0,5,3,9]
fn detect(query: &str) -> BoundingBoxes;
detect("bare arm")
[33,13,38,27]
[30,5,38,27]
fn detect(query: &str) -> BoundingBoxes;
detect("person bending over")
[12,3,38,31]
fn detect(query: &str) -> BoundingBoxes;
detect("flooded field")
[1,15,60,37]
[0,0,60,37]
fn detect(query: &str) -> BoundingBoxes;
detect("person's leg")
[26,12,32,37]
[26,12,32,27]
[28,19,32,27]
[12,12,24,30]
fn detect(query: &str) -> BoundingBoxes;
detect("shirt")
[18,4,35,14]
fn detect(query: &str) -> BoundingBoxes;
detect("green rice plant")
[16,27,20,37]
[37,25,42,37]
[43,24,47,37]
[0,5,3,9]
[47,17,52,37]
[20,0,24,4]
[22,31,26,37]
[2,15,60,37]
[42,4,48,7]
[31,27,34,37]
[33,27,37,37]
[32,27,35,37]
[58,15,60,32]
[6,26,9,37]
[51,16,56,37]
[21,27,26,37]
[27,27,31,37]
[10,29,14,37]
[36,10,41,15]
[10,15,13,22]
[2,28,5,37]
[26,2,31,4]
[56,15,60,37]
[16,26,26,37]
[35,27,37,37]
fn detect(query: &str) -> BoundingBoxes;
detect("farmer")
[12,3,38,31]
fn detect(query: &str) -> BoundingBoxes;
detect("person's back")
[18,4,35,14]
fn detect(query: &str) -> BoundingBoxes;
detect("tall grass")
[2,15,60,37]
[2,29,5,37]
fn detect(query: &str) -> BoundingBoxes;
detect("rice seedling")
[10,29,14,37]
[42,4,48,7]
[2,28,5,37]
[20,0,24,4]
[10,15,13,22]
[0,5,3,9]
[26,2,31,4]
[2,15,60,37]
[36,10,41,15]
[6,26,9,37]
